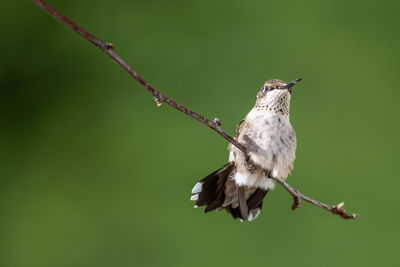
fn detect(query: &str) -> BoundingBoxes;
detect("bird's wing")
[234,119,245,139]
[228,119,245,151]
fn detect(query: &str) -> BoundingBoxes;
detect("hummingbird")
[190,78,301,221]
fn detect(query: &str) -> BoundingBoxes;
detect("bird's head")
[255,78,302,115]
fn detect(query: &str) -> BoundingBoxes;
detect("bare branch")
[272,177,359,219]
[31,0,246,154]
[31,0,358,220]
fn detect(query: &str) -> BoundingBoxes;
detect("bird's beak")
[284,78,302,90]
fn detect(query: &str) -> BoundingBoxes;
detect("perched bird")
[190,78,301,221]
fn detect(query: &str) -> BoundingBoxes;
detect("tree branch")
[31,0,358,220]
[31,0,246,154]
[272,177,358,219]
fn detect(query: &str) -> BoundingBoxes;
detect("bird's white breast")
[239,107,297,180]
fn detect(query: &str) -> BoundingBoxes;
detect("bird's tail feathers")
[190,162,269,221]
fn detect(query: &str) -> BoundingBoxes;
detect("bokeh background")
[1,0,400,266]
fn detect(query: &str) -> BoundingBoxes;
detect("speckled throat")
[255,89,291,116]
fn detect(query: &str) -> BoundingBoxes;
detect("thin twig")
[272,177,359,219]
[31,0,358,220]
[31,0,246,154]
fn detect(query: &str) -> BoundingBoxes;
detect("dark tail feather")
[191,162,234,212]
[191,163,269,221]
[226,188,269,221]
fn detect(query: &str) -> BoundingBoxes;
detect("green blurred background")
[1,0,399,266]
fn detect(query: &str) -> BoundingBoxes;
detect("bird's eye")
[262,85,269,92]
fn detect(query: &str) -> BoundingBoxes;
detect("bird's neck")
[254,91,291,117]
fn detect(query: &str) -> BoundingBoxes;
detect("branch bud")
[154,97,162,107]
[105,42,115,50]
[213,118,222,126]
